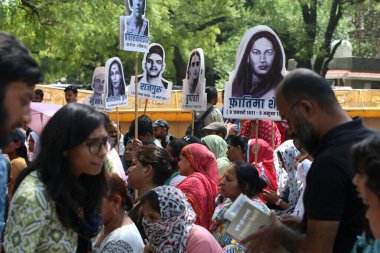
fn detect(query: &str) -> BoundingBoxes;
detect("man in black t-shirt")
[242,69,373,253]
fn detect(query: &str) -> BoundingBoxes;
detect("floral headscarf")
[273,140,300,197]
[142,186,196,253]
[28,132,40,161]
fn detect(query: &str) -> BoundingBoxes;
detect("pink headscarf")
[180,143,219,185]
[177,143,219,229]
[240,120,282,148]
[247,139,278,192]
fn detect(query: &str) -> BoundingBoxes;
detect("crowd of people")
[1,32,380,253]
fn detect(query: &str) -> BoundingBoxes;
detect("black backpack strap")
[199,106,214,123]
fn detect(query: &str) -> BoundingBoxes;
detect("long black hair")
[166,138,188,172]
[14,103,108,231]
[107,59,126,97]
[232,31,284,98]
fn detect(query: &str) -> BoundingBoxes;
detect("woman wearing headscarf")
[231,25,286,99]
[140,186,222,253]
[247,139,278,196]
[267,139,303,214]
[127,145,173,240]
[27,131,40,162]
[240,119,282,148]
[177,143,219,229]
[201,135,230,177]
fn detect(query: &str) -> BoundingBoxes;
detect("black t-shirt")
[302,118,373,253]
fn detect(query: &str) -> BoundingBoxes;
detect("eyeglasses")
[279,100,301,129]
[85,137,110,155]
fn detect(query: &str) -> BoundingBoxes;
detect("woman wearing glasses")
[5,103,109,252]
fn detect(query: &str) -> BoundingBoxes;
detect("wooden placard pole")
[271,120,275,149]
[116,106,120,148]
[191,111,195,135]
[254,119,259,166]
[143,99,148,115]
[134,51,138,139]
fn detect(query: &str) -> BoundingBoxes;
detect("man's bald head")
[276,68,339,113]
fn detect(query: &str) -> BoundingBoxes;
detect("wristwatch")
[275,199,282,206]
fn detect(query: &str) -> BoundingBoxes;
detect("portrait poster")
[129,43,173,102]
[223,25,286,120]
[120,0,149,53]
[104,57,128,109]
[181,48,207,111]
[84,66,112,112]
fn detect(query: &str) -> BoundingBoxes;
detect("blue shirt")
[0,152,8,234]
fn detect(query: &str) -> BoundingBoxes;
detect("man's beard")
[292,109,320,155]
[0,89,8,148]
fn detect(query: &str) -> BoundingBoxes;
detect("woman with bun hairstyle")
[210,161,269,252]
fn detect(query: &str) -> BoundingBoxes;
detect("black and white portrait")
[139,44,168,89]
[125,0,149,36]
[90,67,105,100]
[129,43,172,102]
[224,25,286,120]
[104,57,128,109]
[106,58,127,97]
[231,26,286,99]
[182,48,206,110]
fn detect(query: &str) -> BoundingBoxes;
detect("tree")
[0,0,369,87]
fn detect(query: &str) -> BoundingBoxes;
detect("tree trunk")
[314,0,343,74]
[172,46,186,87]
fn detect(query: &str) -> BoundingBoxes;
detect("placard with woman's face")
[182,48,207,111]
[223,25,287,120]
[104,57,128,109]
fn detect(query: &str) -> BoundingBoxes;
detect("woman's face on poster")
[249,37,275,76]
[189,54,200,80]
[93,74,105,95]
[110,62,122,90]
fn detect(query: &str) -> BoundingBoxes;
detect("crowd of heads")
[2,29,380,253]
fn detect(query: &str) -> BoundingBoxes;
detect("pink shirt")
[107,148,127,181]
[185,225,223,253]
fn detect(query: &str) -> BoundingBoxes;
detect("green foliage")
[0,0,375,87]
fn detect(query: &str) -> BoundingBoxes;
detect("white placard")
[224,25,287,120]
[182,48,206,111]
[104,57,128,109]
[129,43,172,102]
[120,0,149,52]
